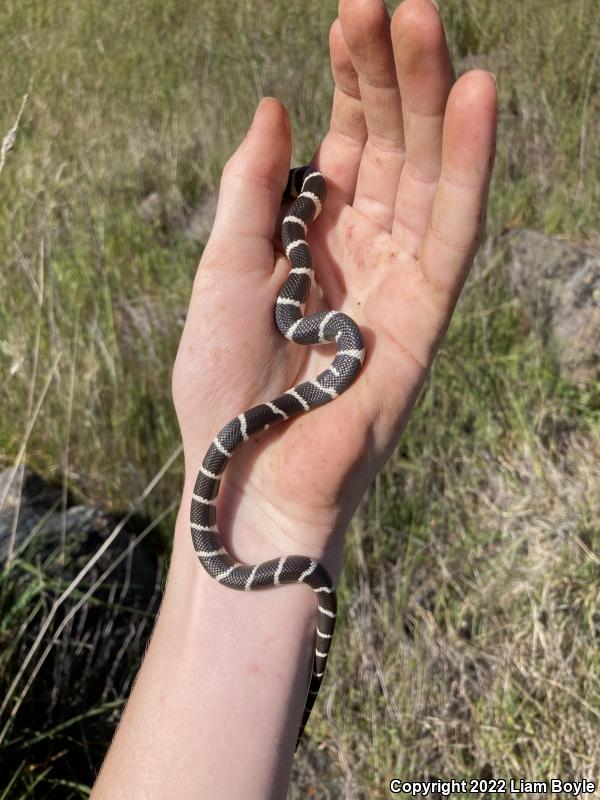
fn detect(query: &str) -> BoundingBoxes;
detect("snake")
[190,165,364,747]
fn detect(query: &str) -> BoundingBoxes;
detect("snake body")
[190,166,364,745]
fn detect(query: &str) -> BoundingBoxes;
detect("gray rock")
[184,189,219,244]
[137,185,189,231]
[115,296,186,364]
[0,465,162,778]
[138,190,162,224]
[138,183,218,245]
[501,229,599,384]
[0,465,62,562]
[0,466,160,602]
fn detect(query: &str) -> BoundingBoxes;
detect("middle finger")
[339,0,406,232]
[391,0,455,251]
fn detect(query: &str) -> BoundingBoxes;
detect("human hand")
[172,0,496,575]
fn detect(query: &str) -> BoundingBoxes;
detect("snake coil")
[191,166,365,747]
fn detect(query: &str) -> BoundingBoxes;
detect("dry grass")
[306,432,600,797]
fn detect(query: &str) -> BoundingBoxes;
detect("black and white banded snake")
[190,166,365,747]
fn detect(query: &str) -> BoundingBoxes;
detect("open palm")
[172,0,496,571]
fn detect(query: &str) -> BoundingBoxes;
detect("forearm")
[92,484,338,800]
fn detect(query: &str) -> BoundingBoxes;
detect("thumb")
[210,97,292,246]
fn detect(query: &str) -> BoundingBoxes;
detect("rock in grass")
[502,229,599,386]
[0,465,162,789]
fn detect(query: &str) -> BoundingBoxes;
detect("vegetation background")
[1,0,599,796]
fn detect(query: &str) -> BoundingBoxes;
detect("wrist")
[173,468,347,584]
[102,484,329,799]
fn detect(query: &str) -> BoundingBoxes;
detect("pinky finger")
[419,70,497,311]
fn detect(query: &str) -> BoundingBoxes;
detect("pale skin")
[91,0,496,797]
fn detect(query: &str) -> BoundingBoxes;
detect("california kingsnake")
[190,166,364,746]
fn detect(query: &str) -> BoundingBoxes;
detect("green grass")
[1,0,599,796]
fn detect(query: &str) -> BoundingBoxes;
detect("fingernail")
[488,71,497,84]
[430,0,440,10]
